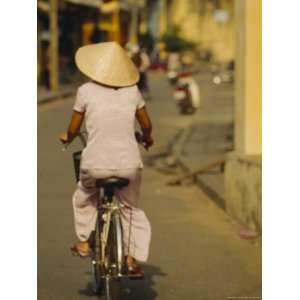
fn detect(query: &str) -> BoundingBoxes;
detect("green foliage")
[160,26,196,52]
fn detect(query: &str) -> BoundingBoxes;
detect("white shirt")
[73,82,145,170]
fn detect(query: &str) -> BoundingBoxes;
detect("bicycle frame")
[95,189,124,278]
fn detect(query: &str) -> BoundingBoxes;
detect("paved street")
[38,71,261,300]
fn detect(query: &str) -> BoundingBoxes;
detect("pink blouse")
[73,82,145,170]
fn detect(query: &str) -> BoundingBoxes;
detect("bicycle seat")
[95,177,130,189]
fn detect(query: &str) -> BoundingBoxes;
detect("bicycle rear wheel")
[104,212,124,300]
[90,218,104,295]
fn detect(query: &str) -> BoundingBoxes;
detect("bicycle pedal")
[127,273,144,280]
[125,269,144,280]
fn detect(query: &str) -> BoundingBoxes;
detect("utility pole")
[159,0,168,37]
[129,1,138,44]
[112,1,121,43]
[49,0,59,92]
[128,0,145,45]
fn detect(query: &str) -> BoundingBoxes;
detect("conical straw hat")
[75,42,140,87]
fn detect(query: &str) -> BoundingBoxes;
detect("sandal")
[127,264,145,279]
[70,243,91,258]
[126,257,144,279]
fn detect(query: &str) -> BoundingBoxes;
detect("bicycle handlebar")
[135,131,144,144]
[61,131,87,151]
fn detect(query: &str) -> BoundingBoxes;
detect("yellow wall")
[235,0,262,154]
[168,0,234,63]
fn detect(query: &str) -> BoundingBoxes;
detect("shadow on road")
[78,264,166,299]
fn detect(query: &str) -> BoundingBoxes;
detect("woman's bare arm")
[59,111,85,143]
[136,107,153,149]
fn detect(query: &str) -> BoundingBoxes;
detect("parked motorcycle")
[173,71,200,115]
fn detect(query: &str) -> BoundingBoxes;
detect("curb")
[177,156,226,210]
[38,88,75,105]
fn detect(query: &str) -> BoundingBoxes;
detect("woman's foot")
[126,256,144,279]
[70,241,91,258]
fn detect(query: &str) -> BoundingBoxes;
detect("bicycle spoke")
[90,219,104,295]
[105,276,120,300]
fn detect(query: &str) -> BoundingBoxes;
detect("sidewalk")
[37,73,85,104]
[146,63,234,209]
[179,65,233,208]
[38,84,75,104]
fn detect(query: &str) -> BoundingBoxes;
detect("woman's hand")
[59,111,85,145]
[143,136,154,150]
[135,131,153,150]
[135,107,153,150]
[59,132,69,144]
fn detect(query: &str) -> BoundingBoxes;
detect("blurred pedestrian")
[59,42,154,277]
[129,45,151,100]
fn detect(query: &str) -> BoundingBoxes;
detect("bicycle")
[63,131,146,300]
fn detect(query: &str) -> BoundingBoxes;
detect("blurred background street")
[38,0,261,299]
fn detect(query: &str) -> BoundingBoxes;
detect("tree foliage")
[160,26,196,52]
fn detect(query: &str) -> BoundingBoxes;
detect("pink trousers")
[72,168,151,262]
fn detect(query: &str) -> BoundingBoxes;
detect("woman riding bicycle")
[59,42,153,277]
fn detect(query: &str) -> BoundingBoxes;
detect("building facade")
[148,0,235,63]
